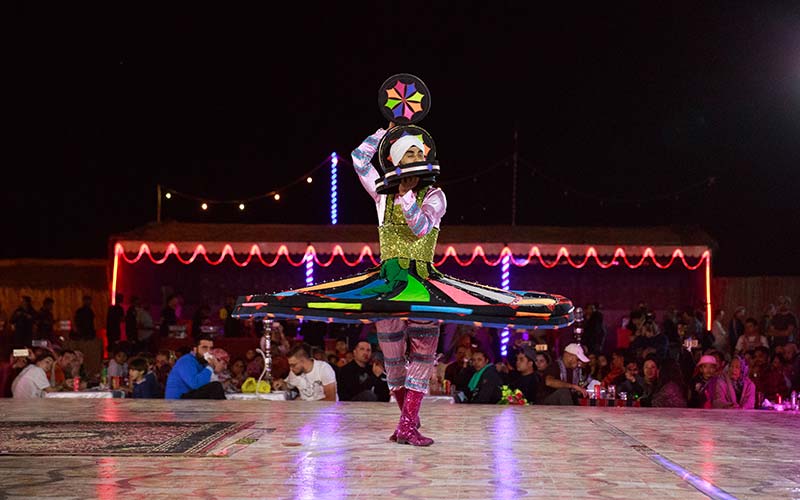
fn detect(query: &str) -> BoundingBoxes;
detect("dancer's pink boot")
[388,387,406,442]
[389,387,421,442]
[394,389,434,446]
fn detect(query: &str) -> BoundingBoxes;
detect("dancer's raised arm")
[351,128,387,203]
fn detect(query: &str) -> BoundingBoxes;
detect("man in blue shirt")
[165,334,226,399]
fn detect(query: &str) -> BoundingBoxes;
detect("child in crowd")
[108,349,128,378]
[128,357,160,398]
[223,358,247,393]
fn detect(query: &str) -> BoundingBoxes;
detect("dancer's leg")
[376,319,408,442]
[405,320,440,394]
[396,320,439,446]
[375,319,408,391]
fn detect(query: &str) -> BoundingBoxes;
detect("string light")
[201,203,208,211]
[330,152,338,225]
[157,154,337,214]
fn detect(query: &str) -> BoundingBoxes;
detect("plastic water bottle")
[791,391,797,411]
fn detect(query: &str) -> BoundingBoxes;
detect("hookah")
[255,320,273,395]
[573,307,585,344]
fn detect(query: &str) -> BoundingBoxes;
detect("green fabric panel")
[390,275,430,302]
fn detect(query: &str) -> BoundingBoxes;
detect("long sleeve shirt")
[351,128,447,237]
[164,353,213,399]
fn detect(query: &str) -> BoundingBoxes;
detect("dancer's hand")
[398,176,419,196]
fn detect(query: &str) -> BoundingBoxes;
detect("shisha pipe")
[573,307,585,344]
[255,321,272,395]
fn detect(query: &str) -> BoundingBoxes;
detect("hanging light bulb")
[306,176,313,183]
[165,192,172,199]
[273,193,281,201]
[201,202,208,211]
[238,203,245,211]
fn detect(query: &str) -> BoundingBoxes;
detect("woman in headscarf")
[712,354,756,409]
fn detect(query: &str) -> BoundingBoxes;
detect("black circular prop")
[374,125,439,195]
[377,73,431,125]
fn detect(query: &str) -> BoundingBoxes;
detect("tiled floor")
[0,399,798,499]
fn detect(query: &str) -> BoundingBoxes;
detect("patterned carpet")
[0,421,255,456]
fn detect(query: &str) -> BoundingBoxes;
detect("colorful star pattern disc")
[378,73,431,125]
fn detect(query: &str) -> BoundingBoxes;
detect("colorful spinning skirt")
[232,258,574,330]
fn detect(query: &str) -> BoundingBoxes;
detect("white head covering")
[390,135,425,166]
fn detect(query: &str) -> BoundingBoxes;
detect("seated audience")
[128,356,161,398]
[534,350,552,382]
[107,349,128,378]
[272,343,337,401]
[245,349,263,378]
[334,338,349,364]
[445,345,472,391]
[12,351,58,398]
[616,357,645,400]
[631,356,660,405]
[602,349,626,388]
[459,347,502,404]
[223,358,247,393]
[209,347,230,384]
[712,355,755,409]
[536,343,590,405]
[688,354,718,408]
[649,358,688,407]
[337,340,390,401]
[749,345,789,401]
[2,349,32,397]
[153,350,173,389]
[164,334,226,399]
[52,348,77,388]
[508,346,538,404]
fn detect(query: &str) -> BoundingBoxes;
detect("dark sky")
[5,3,800,276]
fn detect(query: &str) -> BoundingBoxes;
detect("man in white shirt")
[12,352,58,398]
[273,343,337,401]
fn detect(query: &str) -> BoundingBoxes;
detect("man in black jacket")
[457,347,502,404]
[337,340,390,401]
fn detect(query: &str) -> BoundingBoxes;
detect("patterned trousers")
[376,319,440,393]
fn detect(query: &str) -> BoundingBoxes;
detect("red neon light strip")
[705,252,712,331]
[114,243,708,270]
[111,244,711,315]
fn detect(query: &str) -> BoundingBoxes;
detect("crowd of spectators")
[2,292,797,409]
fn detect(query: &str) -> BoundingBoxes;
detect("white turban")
[390,135,426,166]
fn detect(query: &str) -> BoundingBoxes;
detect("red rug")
[0,421,256,456]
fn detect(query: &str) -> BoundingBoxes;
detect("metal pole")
[156,184,162,223]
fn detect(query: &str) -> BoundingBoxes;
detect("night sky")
[5,3,800,276]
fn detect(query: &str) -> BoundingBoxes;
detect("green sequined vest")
[378,187,439,263]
